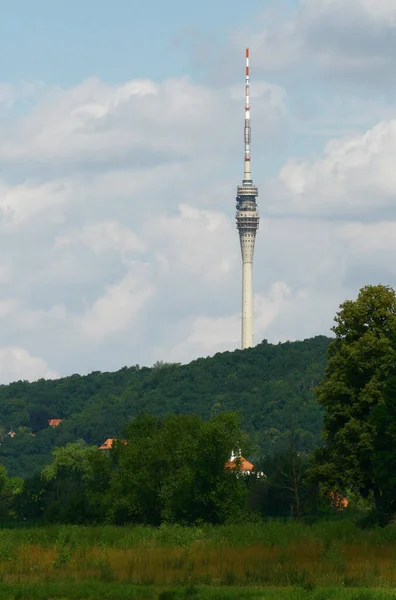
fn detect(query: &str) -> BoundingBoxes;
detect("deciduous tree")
[309,285,396,517]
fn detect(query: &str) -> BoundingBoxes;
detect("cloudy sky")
[0,0,395,383]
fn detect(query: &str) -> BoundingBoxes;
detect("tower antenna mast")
[235,48,259,350]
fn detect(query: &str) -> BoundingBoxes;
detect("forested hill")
[0,335,331,478]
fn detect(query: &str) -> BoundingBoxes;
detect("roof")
[98,438,115,450]
[98,438,127,450]
[329,491,348,510]
[48,419,62,427]
[225,455,255,472]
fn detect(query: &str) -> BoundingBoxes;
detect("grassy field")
[0,583,395,600]
[1,521,396,597]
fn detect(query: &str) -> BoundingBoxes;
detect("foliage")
[106,412,249,525]
[0,465,22,521]
[0,336,330,479]
[309,285,396,518]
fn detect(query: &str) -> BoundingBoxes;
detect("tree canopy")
[0,336,330,478]
[309,285,396,518]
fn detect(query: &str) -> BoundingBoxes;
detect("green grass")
[2,520,396,549]
[0,521,396,593]
[0,584,395,600]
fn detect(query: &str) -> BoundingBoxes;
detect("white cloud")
[56,221,145,263]
[0,347,58,383]
[271,119,396,217]
[76,268,154,341]
[0,178,73,228]
[234,0,396,84]
[146,204,238,282]
[0,299,18,318]
[0,76,284,172]
[162,282,292,363]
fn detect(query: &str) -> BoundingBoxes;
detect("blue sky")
[1,0,272,84]
[0,0,396,382]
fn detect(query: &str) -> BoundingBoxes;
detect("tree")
[0,464,23,521]
[107,412,249,525]
[369,371,396,519]
[258,426,310,519]
[309,285,396,517]
[29,408,50,433]
[41,442,112,523]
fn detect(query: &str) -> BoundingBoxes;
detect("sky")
[0,0,396,382]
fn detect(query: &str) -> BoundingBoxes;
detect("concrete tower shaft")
[235,48,259,350]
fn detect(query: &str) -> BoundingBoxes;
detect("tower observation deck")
[236,48,259,350]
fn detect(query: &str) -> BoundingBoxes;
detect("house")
[225,450,265,478]
[48,419,62,427]
[8,430,16,438]
[98,438,116,450]
[98,438,127,450]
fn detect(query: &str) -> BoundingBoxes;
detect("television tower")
[236,48,259,350]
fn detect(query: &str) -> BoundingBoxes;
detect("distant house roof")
[225,455,255,472]
[98,438,115,450]
[98,438,127,450]
[329,491,348,511]
[48,419,62,427]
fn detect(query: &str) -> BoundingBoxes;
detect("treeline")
[0,336,330,478]
[0,412,323,525]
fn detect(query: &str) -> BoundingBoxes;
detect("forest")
[0,335,330,478]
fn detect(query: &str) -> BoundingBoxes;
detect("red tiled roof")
[225,456,255,472]
[98,438,127,450]
[48,419,62,427]
[98,438,115,450]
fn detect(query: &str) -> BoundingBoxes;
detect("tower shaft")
[235,48,259,350]
[242,260,253,349]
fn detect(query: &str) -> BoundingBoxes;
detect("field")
[1,521,396,598]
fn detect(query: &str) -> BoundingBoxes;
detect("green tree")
[309,285,396,516]
[107,412,249,525]
[369,372,396,519]
[41,442,111,523]
[0,464,22,521]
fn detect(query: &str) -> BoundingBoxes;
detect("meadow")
[1,521,396,598]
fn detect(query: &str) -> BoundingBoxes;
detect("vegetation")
[0,335,330,479]
[2,583,396,600]
[309,285,396,521]
[2,284,396,598]
[0,521,396,587]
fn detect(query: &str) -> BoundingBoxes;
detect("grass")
[0,584,396,600]
[0,521,396,592]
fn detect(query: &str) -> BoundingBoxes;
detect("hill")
[0,336,331,478]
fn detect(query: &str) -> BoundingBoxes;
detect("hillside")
[0,336,331,478]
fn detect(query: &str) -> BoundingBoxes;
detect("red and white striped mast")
[244,47,251,181]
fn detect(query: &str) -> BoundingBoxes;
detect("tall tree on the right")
[309,284,396,521]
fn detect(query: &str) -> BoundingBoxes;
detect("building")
[98,438,116,450]
[98,438,127,450]
[225,449,265,478]
[48,419,62,427]
[235,48,259,350]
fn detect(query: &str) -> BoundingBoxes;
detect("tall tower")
[236,48,259,350]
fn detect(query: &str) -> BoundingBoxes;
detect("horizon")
[2,333,333,386]
[0,0,395,383]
